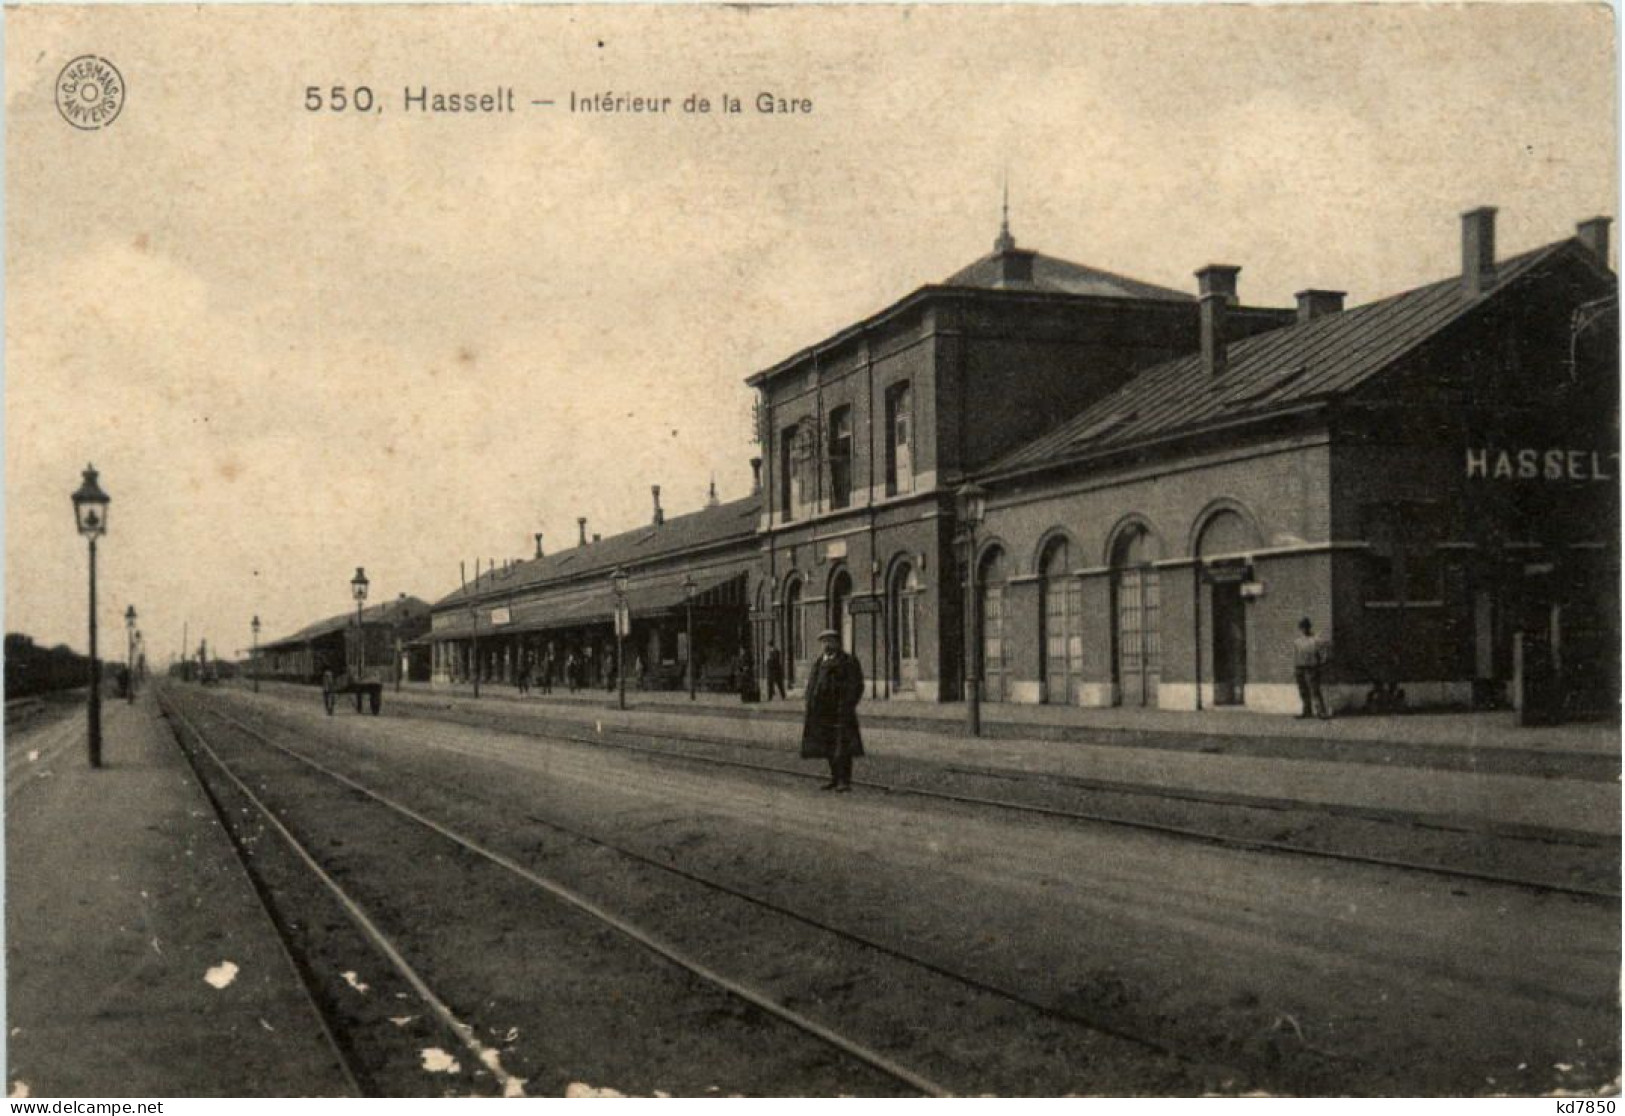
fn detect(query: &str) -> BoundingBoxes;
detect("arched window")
[978,546,1009,703]
[888,562,919,689]
[1111,525,1162,707]
[1040,536,1081,705]
[784,577,803,683]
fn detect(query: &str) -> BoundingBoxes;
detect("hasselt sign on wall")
[1466,448,1620,482]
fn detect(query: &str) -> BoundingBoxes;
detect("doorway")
[1211,581,1247,705]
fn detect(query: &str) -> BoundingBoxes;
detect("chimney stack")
[1294,289,1346,323]
[652,485,664,526]
[706,478,720,508]
[593,533,601,543]
[1577,216,1612,267]
[577,517,588,547]
[750,457,763,494]
[1462,206,1497,297]
[1196,264,1240,377]
[534,532,544,559]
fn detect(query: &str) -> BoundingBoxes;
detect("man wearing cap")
[1293,617,1332,720]
[801,628,864,792]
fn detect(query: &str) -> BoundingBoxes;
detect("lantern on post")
[683,573,698,701]
[71,465,110,768]
[610,566,630,711]
[251,614,261,693]
[350,567,369,675]
[124,605,137,703]
[955,481,987,737]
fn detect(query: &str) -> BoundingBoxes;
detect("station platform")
[5,693,354,1097]
[393,680,1620,839]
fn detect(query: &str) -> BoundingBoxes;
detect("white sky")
[5,4,1616,660]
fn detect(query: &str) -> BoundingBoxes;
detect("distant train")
[4,633,101,700]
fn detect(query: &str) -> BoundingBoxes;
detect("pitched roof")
[989,239,1593,475]
[943,248,1194,302]
[264,595,431,650]
[432,493,761,610]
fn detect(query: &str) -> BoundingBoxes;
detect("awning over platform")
[426,571,746,641]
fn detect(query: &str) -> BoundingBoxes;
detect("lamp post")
[683,573,698,701]
[251,615,261,693]
[124,605,137,703]
[610,566,629,711]
[72,464,110,768]
[351,567,369,678]
[956,481,987,737]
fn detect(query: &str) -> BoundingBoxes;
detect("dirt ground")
[188,686,1621,1096]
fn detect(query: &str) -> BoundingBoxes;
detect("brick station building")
[427,205,1615,717]
[965,209,1618,714]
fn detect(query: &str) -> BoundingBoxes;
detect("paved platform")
[5,693,354,1097]
[406,679,1620,756]
[385,681,1620,839]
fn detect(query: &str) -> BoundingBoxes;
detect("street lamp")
[683,573,698,701]
[610,566,629,711]
[351,567,369,678]
[956,481,987,737]
[251,614,261,693]
[124,605,137,703]
[71,464,110,768]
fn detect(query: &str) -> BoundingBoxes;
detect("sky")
[4,3,1616,662]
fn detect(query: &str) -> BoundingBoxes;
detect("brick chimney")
[577,517,588,547]
[1294,289,1346,323]
[750,456,763,494]
[534,532,544,559]
[1577,216,1612,267]
[652,485,664,526]
[1196,265,1240,378]
[1462,206,1497,297]
[592,533,601,544]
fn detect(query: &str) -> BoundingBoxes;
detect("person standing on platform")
[565,650,579,694]
[1293,617,1332,720]
[766,643,787,700]
[801,629,864,792]
[736,647,757,703]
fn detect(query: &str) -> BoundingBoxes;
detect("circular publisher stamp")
[56,56,125,131]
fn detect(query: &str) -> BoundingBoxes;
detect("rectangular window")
[885,383,913,496]
[779,424,798,521]
[829,406,853,510]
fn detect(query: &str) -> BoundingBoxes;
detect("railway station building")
[425,490,760,693]
[750,207,1617,715]
[746,218,1296,701]
[964,210,1618,714]
[412,204,1613,719]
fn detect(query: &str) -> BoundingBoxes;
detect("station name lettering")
[1465,447,1618,482]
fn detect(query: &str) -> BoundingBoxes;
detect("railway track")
[334,688,1618,902]
[157,684,1040,1097]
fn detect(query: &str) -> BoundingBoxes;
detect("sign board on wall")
[490,607,511,626]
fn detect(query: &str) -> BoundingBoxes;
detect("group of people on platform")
[464,615,1334,799]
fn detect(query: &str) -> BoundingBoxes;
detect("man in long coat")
[801,628,864,792]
